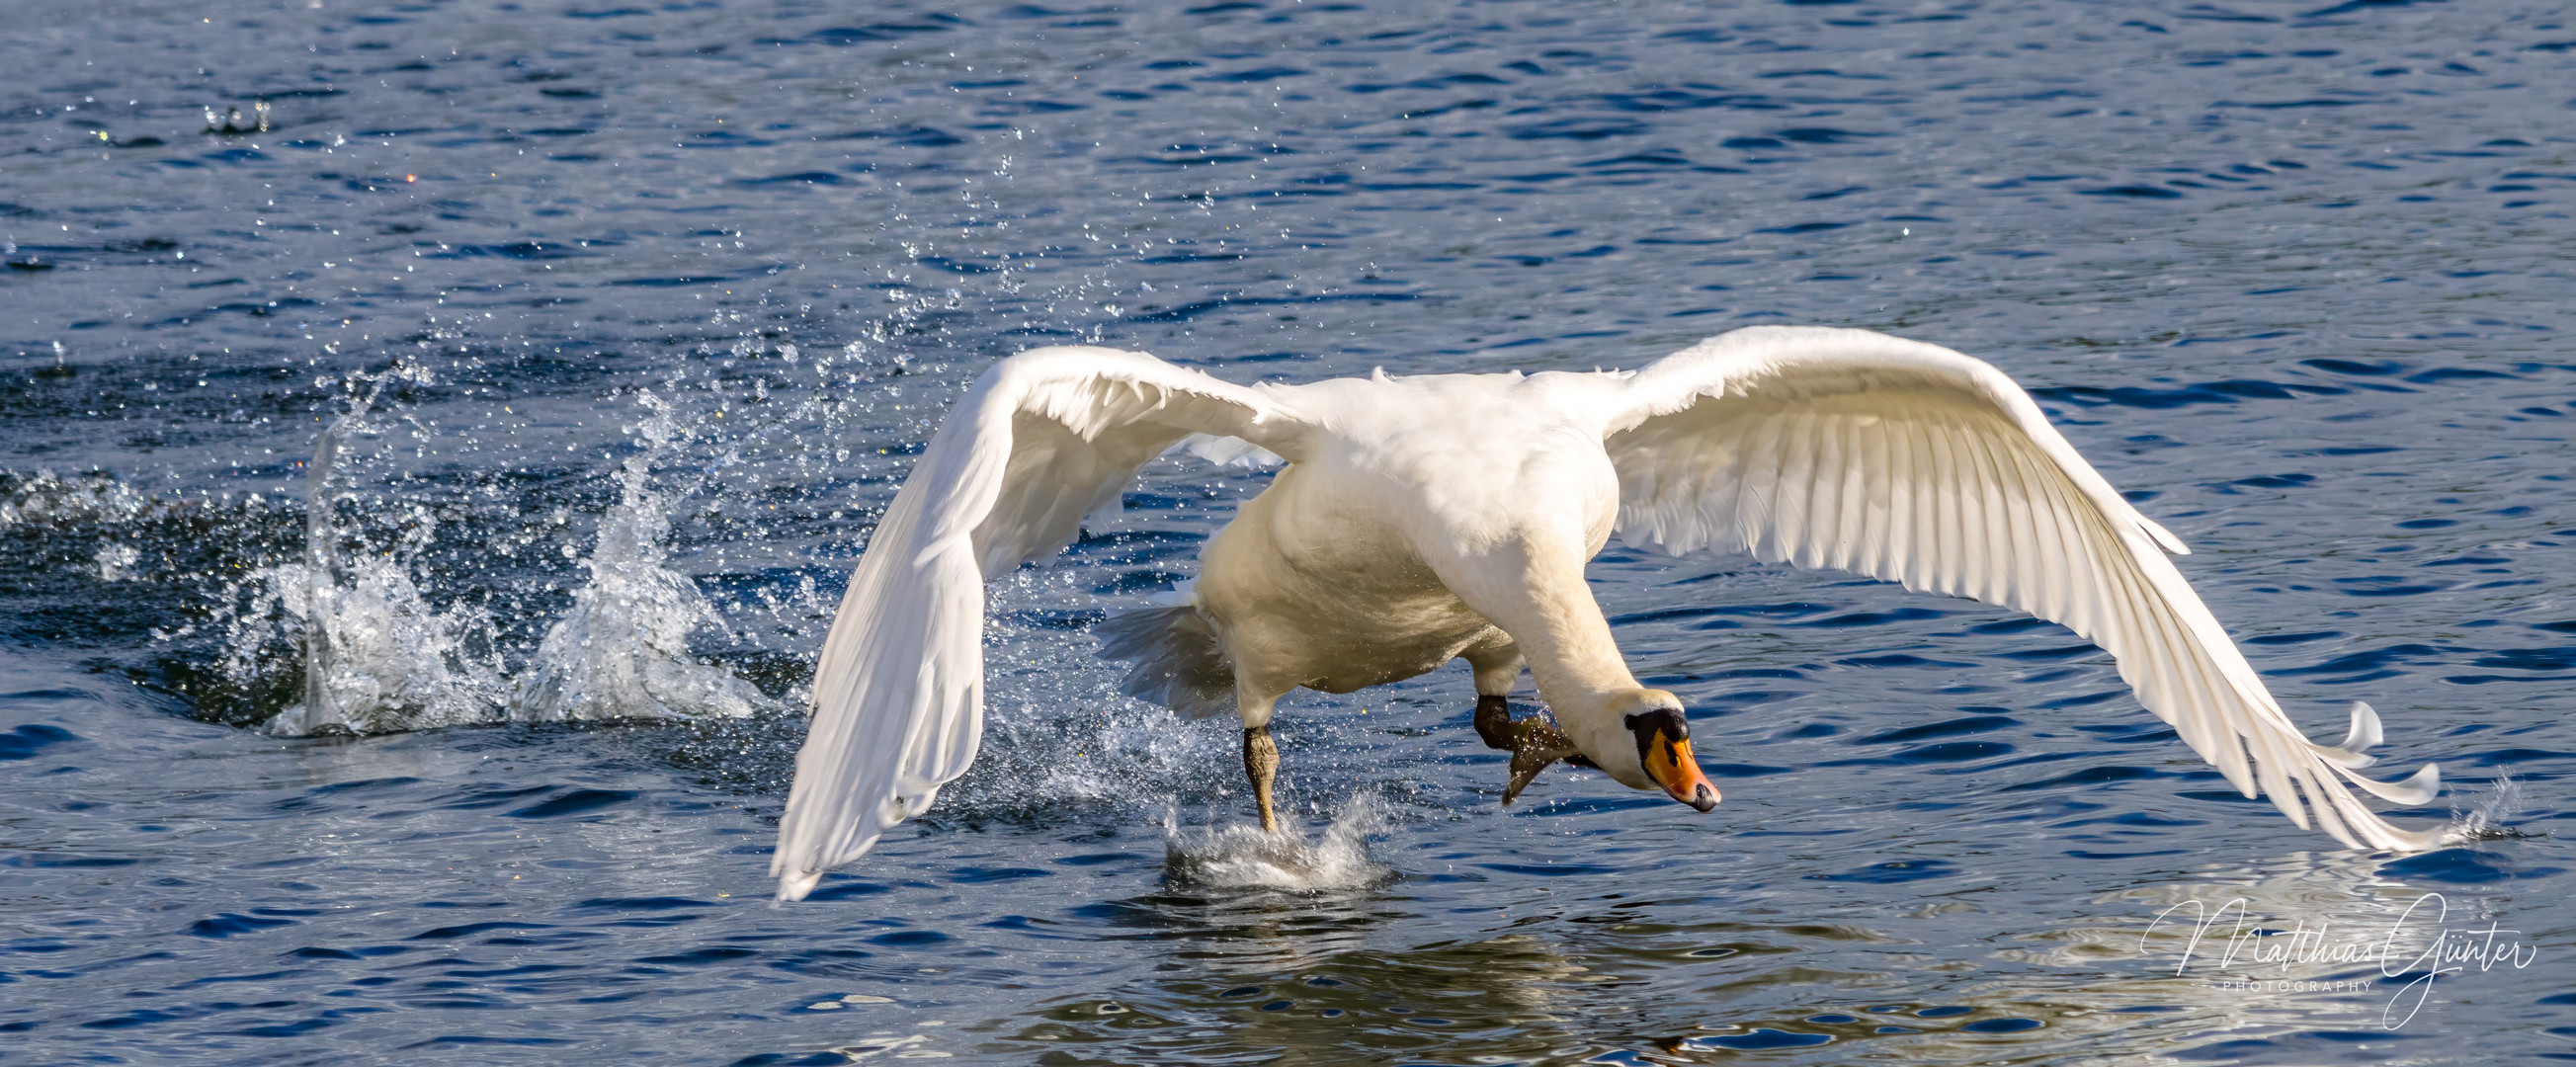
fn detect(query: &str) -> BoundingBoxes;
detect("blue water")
[4,1,2573,1062]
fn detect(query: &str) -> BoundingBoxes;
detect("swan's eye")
[1622,707,1690,740]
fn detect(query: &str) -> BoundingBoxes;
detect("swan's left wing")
[774,347,1305,901]
[1604,325,2444,851]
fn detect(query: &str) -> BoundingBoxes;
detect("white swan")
[771,325,2444,900]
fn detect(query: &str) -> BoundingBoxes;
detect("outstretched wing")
[774,347,1305,900]
[1605,325,2444,852]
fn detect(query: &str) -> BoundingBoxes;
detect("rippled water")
[5,1,2573,1062]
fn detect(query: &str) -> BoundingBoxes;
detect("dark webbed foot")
[1473,695,1513,750]
[1472,696,1595,804]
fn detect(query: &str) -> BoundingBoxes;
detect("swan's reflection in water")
[962,847,2510,1064]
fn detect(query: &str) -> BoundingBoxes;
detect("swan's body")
[772,326,2445,901]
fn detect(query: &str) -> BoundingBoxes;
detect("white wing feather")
[1607,326,2445,852]
[773,347,1302,900]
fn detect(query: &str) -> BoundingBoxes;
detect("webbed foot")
[1474,696,1593,804]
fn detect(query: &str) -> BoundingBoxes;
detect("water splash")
[2449,775,2534,842]
[262,366,502,736]
[252,557,505,736]
[94,541,139,581]
[0,468,157,530]
[510,391,773,724]
[251,376,771,736]
[1162,793,1396,892]
[970,698,1228,812]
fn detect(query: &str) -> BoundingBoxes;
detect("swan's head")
[1591,689,1720,812]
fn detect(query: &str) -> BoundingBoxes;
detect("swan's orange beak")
[1627,708,1720,812]
[1645,735,1720,811]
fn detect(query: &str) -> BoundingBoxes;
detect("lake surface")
[4,1,2573,1063]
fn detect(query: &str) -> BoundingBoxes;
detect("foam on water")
[1162,793,1397,892]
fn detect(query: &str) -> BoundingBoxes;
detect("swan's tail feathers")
[1095,604,1236,718]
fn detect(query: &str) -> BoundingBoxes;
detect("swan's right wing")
[1604,326,2446,852]
[774,347,1304,901]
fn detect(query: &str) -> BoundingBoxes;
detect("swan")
[770,325,2445,901]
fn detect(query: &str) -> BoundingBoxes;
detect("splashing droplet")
[1162,794,1396,892]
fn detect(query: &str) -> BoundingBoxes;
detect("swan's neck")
[1520,607,1639,732]
[1439,535,1642,768]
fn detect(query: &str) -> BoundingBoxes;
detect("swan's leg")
[1461,639,1526,750]
[1243,725,1280,833]
[1458,636,1586,800]
[1236,688,1286,833]
[1472,696,1513,750]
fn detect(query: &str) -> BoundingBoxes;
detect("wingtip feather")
[775,868,822,903]
[2336,760,2439,807]
[2308,699,2386,770]
[2342,700,2383,751]
[2139,516,2189,554]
